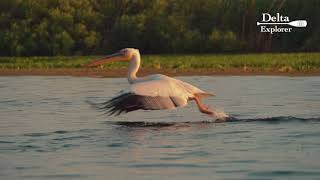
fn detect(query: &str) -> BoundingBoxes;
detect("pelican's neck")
[127,51,141,84]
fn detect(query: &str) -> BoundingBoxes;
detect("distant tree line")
[0,0,319,56]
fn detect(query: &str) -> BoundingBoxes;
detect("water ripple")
[249,170,320,177]
[1,76,320,180]
[129,163,214,168]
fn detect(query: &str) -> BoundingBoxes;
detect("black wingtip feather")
[88,93,185,116]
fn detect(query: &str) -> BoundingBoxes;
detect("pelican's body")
[87,48,216,116]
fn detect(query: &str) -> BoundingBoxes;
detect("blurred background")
[0,0,319,56]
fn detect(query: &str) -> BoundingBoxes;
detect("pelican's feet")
[200,105,214,115]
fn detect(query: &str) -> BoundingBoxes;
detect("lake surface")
[0,76,320,180]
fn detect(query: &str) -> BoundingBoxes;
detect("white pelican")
[87,48,218,117]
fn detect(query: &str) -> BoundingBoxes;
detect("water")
[0,76,320,180]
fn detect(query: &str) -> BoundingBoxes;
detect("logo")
[257,13,307,34]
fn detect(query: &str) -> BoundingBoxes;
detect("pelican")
[87,48,218,117]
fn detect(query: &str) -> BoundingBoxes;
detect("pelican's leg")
[193,94,214,115]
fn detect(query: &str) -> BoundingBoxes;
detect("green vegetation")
[0,0,319,56]
[1,53,319,71]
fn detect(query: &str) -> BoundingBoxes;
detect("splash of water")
[214,110,229,119]
[109,116,320,128]
[210,109,230,122]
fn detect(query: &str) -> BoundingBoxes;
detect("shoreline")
[0,68,320,77]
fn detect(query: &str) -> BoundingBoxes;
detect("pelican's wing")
[97,92,187,116]
[97,76,197,116]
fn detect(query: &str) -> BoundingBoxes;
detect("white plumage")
[87,48,215,116]
[130,74,208,100]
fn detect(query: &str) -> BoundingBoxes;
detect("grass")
[0,53,319,71]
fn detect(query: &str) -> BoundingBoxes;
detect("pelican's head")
[86,48,139,67]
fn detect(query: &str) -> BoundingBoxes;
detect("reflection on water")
[0,76,320,180]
